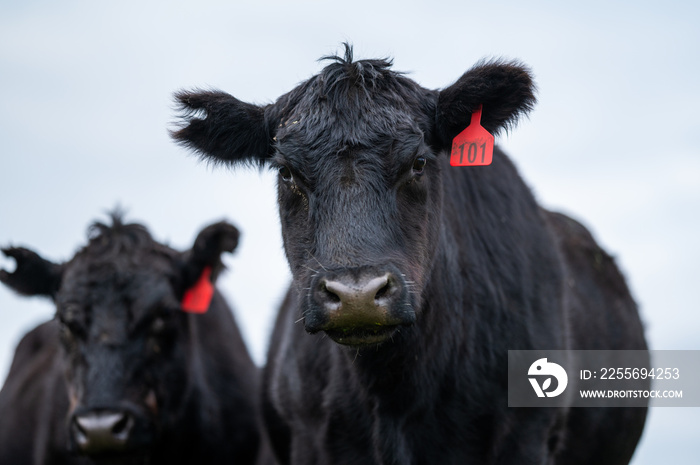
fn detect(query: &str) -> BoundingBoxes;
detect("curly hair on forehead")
[76,210,173,263]
[317,43,397,96]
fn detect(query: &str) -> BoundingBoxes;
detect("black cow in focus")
[0,214,266,465]
[172,46,648,464]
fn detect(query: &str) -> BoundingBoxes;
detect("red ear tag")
[181,266,214,314]
[450,105,494,166]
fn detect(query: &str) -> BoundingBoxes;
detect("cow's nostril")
[72,419,88,446]
[321,282,341,303]
[111,413,132,439]
[374,280,391,300]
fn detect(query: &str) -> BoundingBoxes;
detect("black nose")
[308,268,415,342]
[71,410,134,454]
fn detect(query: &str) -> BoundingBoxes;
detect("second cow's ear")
[179,221,240,291]
[0,247,63,299]
[434,59,536,150]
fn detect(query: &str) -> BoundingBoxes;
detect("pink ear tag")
[181,266,214,314]
[450,105,494,166]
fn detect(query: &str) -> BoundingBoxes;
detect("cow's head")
[0,214,239,460]
[172,45,535,348]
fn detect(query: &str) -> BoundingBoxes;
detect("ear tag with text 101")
[450,105,494,166]
[181,266,214,314]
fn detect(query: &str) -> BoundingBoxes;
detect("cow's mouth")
[324,324,399,347]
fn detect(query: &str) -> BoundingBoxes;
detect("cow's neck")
[346,238,478,411]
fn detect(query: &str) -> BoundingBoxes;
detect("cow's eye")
[58,318,73,335]
[412,156,426,174]
[58,318,83,346]
[278,165,293,182]
[151,317,166,336]
[58,304,85,337]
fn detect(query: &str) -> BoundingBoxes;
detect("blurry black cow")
[172,46,648,464]
[0,214,267,465]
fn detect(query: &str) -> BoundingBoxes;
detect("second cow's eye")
[58,305,85,337]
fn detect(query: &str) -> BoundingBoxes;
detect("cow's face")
[56,245,181,458]
[270,82,440,346]
[0,217,238,459]
[172,46,535,348]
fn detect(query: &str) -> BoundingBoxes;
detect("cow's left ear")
[435,59,536,149]
[0,247,63,298]
[179,221,240,290]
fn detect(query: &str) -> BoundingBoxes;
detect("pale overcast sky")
[1,1,698,463]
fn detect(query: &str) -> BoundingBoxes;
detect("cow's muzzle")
[70,406,152,458]
[306,265,416,346]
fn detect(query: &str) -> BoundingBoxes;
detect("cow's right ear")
[0,247,62,298]
[171,90,275,166]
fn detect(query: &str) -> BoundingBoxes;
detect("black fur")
[173,45,647,464]
[0,214,269,465]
